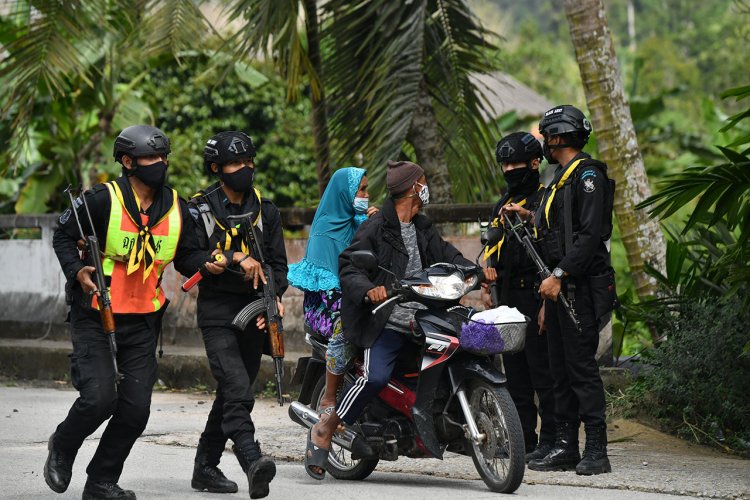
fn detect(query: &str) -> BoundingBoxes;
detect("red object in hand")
[181,254,224,292]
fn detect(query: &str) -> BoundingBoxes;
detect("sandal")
[304,429,329,480]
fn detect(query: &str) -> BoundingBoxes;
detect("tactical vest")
[535,158,615,266]
[91,182,181,313]
[189,188,265,295]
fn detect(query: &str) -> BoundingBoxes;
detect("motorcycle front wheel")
[466,381,525,493]
[310,376,379,480]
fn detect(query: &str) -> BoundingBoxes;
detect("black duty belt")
[500,275,536,290]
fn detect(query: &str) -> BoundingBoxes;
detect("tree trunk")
[564,0,666,302]
[302,0,331,196]
[407,80,452,203]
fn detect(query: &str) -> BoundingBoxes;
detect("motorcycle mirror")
[482,227,503,247]
[351,250,378,272]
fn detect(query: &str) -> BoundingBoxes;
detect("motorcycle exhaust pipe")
[288,401,358,451]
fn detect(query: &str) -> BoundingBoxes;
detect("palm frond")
[425,0,502,201]
[638,154,750,237]
[141,0,215,60]
[323,0,427,195]
[226,0,315,102]
[0,1,105,168]
[323,0,500,201]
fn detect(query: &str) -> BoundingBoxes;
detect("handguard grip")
[181,254,224,292]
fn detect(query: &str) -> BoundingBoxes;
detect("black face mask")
[126,160,168,189]
[503,167,540,195]
[542,142,557,164]
[221,165,255,193]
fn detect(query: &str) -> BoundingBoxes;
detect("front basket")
[459,320,527,355]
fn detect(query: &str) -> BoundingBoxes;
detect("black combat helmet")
[495,132,543,165]
[113,125,171,162]
[203,131,256,176]
[538,105,592,144]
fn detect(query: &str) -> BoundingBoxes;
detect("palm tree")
[639,84,750,299]
[226,0,501,202]
[0,0,214,202]
[223,0,331,196]
[563,0,667,300]
[323,0,500,202]
[3,0,500,204]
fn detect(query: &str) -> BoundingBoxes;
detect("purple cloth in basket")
[460,319,505,355]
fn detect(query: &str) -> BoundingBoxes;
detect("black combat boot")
[81,479,136,500]
[525,439,555,463]
[575,424,612,475]
[232,441,276,499]
[528,421,581,471]
[43,432,76,493]
[191,442,238,493]
[192,464,239,493]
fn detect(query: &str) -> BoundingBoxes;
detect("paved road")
[1,386,745,499]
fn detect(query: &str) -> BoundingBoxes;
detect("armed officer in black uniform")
[482,132,556,463]
[506,106,617,475]
[187,131,288,499]
[46,125,222,499]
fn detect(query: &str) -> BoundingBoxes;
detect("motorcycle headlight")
[411,272,479,300]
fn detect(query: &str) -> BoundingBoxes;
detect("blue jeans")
[335,329,406,425]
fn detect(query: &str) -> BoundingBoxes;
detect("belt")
[500,275,536,290]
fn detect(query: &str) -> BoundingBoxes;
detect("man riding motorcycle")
[304,159,496,479]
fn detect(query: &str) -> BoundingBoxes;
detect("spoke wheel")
[466,382,525,493]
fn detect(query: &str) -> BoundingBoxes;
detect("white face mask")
[415,182,430,206]
[353,196,369,214]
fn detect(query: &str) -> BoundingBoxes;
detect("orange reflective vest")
[91,182,182,314]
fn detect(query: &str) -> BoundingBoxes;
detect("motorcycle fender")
[296,357,326,405]
[447,356,506,392]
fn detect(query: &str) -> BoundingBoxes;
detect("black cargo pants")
[53,308,159,483]
[501,286,556,450]
[195,323,265,466]
[544,278,606,427]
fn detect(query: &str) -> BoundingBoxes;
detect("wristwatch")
[552,267,565,280]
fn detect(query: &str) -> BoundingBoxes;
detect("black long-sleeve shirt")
[53,181,211,323]
[539,153,611,278]
[188,187,288,328]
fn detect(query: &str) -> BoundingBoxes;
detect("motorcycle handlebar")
[363,289,395,306]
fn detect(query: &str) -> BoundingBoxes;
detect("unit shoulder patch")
[59,208,72,225]
[583,177,596,193]
[580,169,597,180]
[188,205,201,221]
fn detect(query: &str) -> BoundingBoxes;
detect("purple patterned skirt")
[303,289,343,338]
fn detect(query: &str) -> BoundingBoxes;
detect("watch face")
[553,268,563,279]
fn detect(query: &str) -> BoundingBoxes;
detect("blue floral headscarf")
[288,167,367,291]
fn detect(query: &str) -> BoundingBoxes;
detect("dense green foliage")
[619,297,750,454]
[138,54,318,207]
[608,82,750,452]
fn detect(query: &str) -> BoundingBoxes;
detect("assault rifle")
[501,211,581,332]
[227,212,286,406]
[64,185,123,385]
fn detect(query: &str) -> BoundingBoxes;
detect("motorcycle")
[289,228,528,493]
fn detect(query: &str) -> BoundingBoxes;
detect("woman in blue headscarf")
[288,167,377,414]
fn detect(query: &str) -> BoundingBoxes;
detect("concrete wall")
[0,215,484,350]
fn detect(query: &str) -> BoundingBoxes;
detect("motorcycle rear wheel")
[466,381,525,493]
[311,376,379,480]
